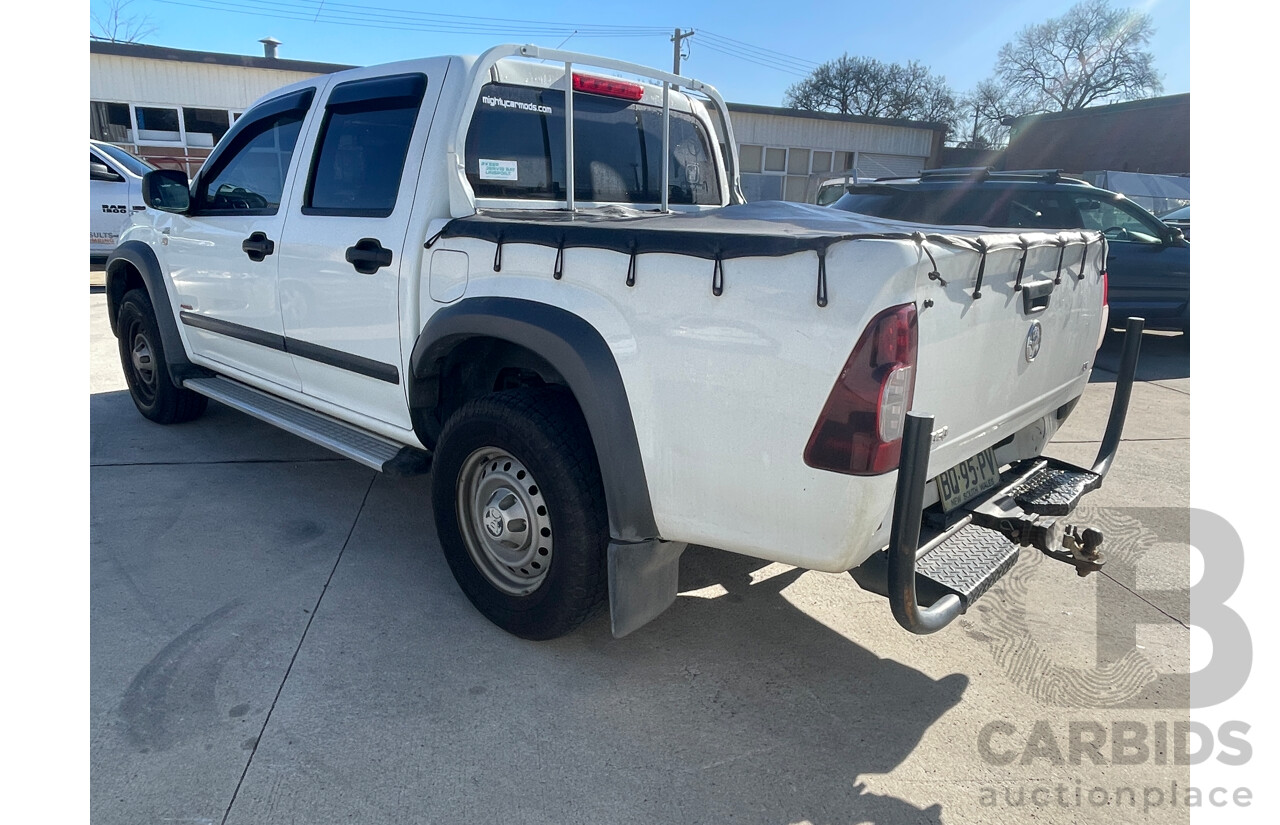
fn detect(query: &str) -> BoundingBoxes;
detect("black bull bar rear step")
[850,317,1144,634]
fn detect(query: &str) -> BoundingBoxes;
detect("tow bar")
[879,317,1144,633]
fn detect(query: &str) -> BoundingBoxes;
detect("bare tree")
[785,54,959,136]
[994,0,1162,111]
[91,0,158,43]
[955,81,1037,148]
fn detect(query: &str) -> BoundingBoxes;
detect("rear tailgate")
[910,230,1106,477]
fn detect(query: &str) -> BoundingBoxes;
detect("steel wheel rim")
[456,448,553,596]
[127,319,158,404]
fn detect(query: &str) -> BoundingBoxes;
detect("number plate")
[935,448,1002,512]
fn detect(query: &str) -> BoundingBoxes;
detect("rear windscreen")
[465,82,721,205]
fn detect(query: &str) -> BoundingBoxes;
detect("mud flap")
[607,539,687,638]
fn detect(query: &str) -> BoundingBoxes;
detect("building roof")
[725,102,944,132]
[1007,93,1190,128]
[89,40,355,75]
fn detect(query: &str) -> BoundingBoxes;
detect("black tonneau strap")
[972,240,988,300]
[816,247,828,308]
[1013,237,1030,292]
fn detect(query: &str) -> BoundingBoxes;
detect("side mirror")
[142,169,191,213]
[91,161,123,183]
[1164,226,1187,246]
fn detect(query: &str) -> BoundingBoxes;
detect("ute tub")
[428,201,1105,574]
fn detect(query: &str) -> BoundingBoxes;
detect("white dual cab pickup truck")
[106,45,1142,640]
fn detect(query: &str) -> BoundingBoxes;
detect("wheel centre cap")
[483,506,505,538]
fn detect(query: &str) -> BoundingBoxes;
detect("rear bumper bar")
[883,317,1144,634]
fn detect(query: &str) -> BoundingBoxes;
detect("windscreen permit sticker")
[478,159,519,181]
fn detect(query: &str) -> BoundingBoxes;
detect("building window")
[812,150,832,174]
[787,148,810,175]
[136,106,181,142]
[90,101,132,143]
[739,144,763,173]
[763,147,787,172]
[183,108,231,148]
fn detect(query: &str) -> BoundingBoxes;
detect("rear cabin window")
[465,82,721,205]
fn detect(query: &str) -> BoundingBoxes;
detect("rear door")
[276,70,440,429]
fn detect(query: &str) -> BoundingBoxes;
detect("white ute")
[105,45,1142,640]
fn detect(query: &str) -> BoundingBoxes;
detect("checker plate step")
[1007,464,1101,516]
[916,524,1021,608]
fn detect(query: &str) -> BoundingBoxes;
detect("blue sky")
[93,0,1190,107]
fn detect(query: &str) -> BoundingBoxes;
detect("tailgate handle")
[1022,278,1054,314]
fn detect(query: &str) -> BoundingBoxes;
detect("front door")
[90,150,132,255]
[1069,193,1190,325]
[164,87,321,391]
[276,71,439,428]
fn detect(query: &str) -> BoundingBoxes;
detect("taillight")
[804,303,919,475]
[572,73,645,101]
[1101,269,1109,308]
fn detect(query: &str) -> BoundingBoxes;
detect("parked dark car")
[1160,205,1190,240]
[828,168,1190,334]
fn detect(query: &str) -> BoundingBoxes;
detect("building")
[1002,93,1190,176]
[727,103,945,202]
[90,40,945,198]
[90,40,352,174]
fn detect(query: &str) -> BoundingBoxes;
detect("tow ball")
[1046,524,1105,577]
[985,517,1106,577]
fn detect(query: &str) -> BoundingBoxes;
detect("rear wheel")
[117,288,207,424]
[431,387,608,640]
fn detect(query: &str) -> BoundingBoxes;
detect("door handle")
[241,231,275,262]
[345,238,393,274]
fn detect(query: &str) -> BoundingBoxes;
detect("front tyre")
[116,288,208,424]
[431,387,608,640]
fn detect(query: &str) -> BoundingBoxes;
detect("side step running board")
[183,376,431,476]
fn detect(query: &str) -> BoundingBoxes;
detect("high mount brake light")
[804,303,919,476]
[571,73,646,101]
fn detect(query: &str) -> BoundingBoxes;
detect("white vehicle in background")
[814,171,864,205]
[91,140,154,262]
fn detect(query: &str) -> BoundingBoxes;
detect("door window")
[1071,195,1163,244]
[303,73,428,217]
[190,90,314,216]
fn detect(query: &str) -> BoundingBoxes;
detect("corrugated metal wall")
[90,54,322,109]
[730,111,935,159]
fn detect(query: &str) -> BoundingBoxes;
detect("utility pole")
[671,28,695,77]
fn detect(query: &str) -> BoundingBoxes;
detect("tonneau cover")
[430,200,1094,261]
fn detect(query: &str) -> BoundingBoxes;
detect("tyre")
[431,386,608,640]
[116,288,208,424]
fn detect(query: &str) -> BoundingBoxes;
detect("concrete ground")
[90,284,1190,825]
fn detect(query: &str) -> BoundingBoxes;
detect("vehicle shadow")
[91,386,968,824]
[1090,328,1188,382]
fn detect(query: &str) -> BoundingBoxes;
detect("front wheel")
[431,387,608,640]
[116,288,208,424]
